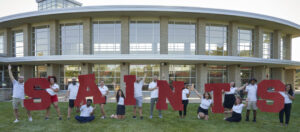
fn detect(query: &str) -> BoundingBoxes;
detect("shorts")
[117,105,126,115]
[50,95,58,103]
[247,101,257,110]
[223,94,235,109]
[69,99,75,108]
[135,96,143,107]
[198,107,208,115]
[100,96,107,104]
[12,98,24,109]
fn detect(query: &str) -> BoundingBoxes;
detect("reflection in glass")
[12,31,24,57]
[32,26,50,56]
[93,64,120,90]
[93,21,121,54]
[0,34,4,54]
[130,21,160,54]
[207,65,227,83]
[33,65,47,78]
[130,64,160,90]
[60,23,83,55]
[280,36,285,60]
[168,21,195,54]
[206,25,227,56]
[169,65,195,85]
[240,67,252,84]
[263,32,273,59]
[238,29,253,57]
[60,65,81,90]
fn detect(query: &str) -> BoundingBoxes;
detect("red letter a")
[205,83,230,113]
[24,78,51,111]
[75,74,105,106]
[257,80,285,113]
[156,80,184,111]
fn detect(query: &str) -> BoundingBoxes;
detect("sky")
[0,0,299,61]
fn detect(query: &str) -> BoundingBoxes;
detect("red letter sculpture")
[257,80,285,113]
[75,74,105,106]
[156,80,184,111]
[124,75,136,105]
[205,83,230,113]
[24,78,51,110]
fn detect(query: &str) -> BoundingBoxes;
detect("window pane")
[169,65,196,86]
[206,25,227,56]
[93,64,121,90]
[130,64,160,90]
[207,65,227,83]
[60,24,83,55]
[13,31,24,57]
[238,29,253,57]
[130,21,160,54]
[33,26,50,56]
[263,32,273,59]
[0,34,4,54]
[168,22,195,54]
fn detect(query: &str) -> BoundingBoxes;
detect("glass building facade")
[168,21,196,54]
[207,65,227,83]
[130,21,160,54]
[33,65,47,78]
[60,23,83,55]
[238,29,253,57]
[93,64,121,90]
[0,34,4,54]
[12,31,24,57]
[206,25,227,56]
[60,65,81,90]
[32,26,50,56]
[263,32,273,59]
[169,65,196,85]
[130,64,160,90]
[93,21,121,54]
[37,0,82,11]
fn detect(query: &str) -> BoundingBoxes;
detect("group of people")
[8,65,295,126]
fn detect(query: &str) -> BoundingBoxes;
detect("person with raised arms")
[223,82,247,119]
[132,70,147,120]
[75,99,96,123]
[279,84,295,126]
[98,80,109,119]
[66,77,79,120]
[8,64,32,123]
[191,84,213,120]
[45,76,62,120]
[225,96,248,122]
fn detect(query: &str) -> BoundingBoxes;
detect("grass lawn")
[0,95,299,132]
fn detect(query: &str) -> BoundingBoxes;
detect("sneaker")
[59,117,62,120]
[149,115,153,119]
[101,116,106,119]
[197,115,200,119]
[159,115,163,119]
[28,117,33,122]
[140,116,143,120]
[245,118,249,121]
[132,116,137,119]
[13,119,19,123]
[252,119,256,122]
[45,117,49,120]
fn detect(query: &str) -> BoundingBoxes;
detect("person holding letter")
[133,70,147,120]
[191,84,213,120]
[45,76,62,120]
[75,99,96,123]
[244,78,258,122]
[66,77,79,120]
[8,64,32,123]
[279,84,295,126]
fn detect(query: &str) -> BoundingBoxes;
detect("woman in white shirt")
[111,89,126,119]
[179,84,191,118]
[223,82,247,118]
[191,84,213,120]
[45,76,62,120]
[98,80,109,119]
[279,84,295,126]
[225,96,248,122]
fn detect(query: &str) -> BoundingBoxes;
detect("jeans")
[75,115,95,123]
[150,98,162,116]
[179,100,189,116]
[279,103,292,124]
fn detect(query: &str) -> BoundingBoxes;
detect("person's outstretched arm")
[8,64,15,82]
[191,84,202,98]
[236,83,248,92]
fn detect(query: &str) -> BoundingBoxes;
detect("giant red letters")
[205,83,230,113]
[24,78,51,110]
[156,80,184,111]
[124,75,136,105]
[257,80,285,113]
[74,74,105,106]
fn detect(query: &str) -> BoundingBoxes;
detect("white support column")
[83,17,92,55]
[196,64,208,93]
[121,16,130,54]
[196,18,206,55]
[271,68,285,83]
[49,20,59,55]
[81,63,92,75]
[228,65,241,87]
[160,16,168,54]
[228,22,238,56]
[284,34,292,60]
[272,30,281,59]
[120,62,129,92]
[160,62,169,82]
[23,24,32,56]
[285,69,296,88]
[20,65,33,81]
[253,66,267,83]
[253,26,263,58]
[3,28,12,56]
